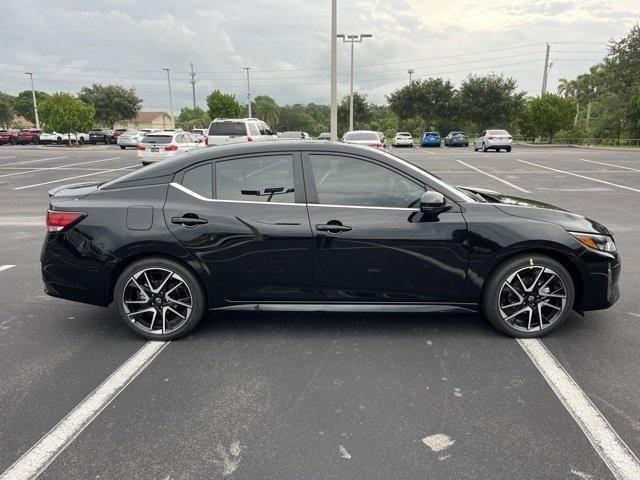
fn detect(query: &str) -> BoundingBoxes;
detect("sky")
[1,0,638,114]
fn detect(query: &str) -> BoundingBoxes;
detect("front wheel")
[114,258,207,340]
[482,254,574,337]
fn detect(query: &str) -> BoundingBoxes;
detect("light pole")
[25,72,40,130]
[337,33,372,132]
[408,69,414,84]
[242,67,252,118]
[330,0,337,140]
[162,68,174,128]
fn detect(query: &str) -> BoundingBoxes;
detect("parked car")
[207,118,275,146]
[16,129,42,145]
[278,131,310,140]
[317,132,331,141]
[117,130,145,149]
[377,131,387,147]
[392,132,414,147]
[420,132,441,147]
[137,131,203,165]
[113,128,128,139]
[474,129,513,152]
[89,129,115,144]
[0,129,18,145]
[41,141,620,340]
[191,128,208,138]
[39,132,68,145]
[342,130,384,149]
[444,131,469,147]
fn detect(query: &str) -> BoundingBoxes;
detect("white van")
[206,118,276,146]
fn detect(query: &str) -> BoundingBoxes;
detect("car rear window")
[141,135,172,144]
[344,132,379,141]
[209,122,247,136]
[398,132,411,137]
[488,130,509,135]
[279,132,303,139]
[425,132,439,136]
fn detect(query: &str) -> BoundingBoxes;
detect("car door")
[476,131,485,149]
[303,152,469,303]
[164,152,314,302]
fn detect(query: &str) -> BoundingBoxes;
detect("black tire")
[482,142,487,152]
[120,145,126,149]
[114,257,207,340]
[481,254,575,338]
[56,137,62,145]
[78,137,85,145]
[33,138,39,145]
[506,146,512,152]
[10,138,16,145]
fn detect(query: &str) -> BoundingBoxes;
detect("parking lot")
[1,144,639,479]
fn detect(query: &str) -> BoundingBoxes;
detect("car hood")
[459,186,612,236]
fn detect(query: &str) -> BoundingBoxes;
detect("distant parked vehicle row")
[0,129,18,145]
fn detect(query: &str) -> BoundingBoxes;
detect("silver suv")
[207,118,276,146]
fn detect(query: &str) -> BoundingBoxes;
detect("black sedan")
[41,142,620,340]
[444,131,469,147]
[88,129,114,144]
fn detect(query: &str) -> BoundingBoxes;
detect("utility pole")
[243,67,252,118]
[330,0,337,140]
[25,72,40,130]
[190,62,196,109]
[541,43,550,95]
[408,69,414,84]
[337,33,373,132]
[162,68,174,129]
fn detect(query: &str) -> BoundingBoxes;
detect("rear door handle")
[171,215,208,226]
[315,223,352,233]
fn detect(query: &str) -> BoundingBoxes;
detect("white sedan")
[117,131,145,149]
[137,131,204,165]
[342,130,384,149]
[392,132,414,147]
[474,129,513,152]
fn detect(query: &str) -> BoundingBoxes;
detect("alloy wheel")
[497,265,567,332]
[122,267,193,334]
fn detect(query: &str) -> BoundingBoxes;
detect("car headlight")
[569,232,616,252]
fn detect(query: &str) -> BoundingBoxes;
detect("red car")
[0,129,18,145]
[16,129,42,145]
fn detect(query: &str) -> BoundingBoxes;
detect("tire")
[506,146,512,152]
[91,141,96,145]
[114,257,207,340]
[33,138,39,145]
[120,145,126,149]
[482,142,487,152]
[481,254,574,338]
[56,137,62,145]
[10,138,16,145]
[78,137,85,145]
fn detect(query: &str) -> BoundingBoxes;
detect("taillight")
[46,210,86,232]
[247,137,253,142]
[137,145,146,151]
[164,144,178,151]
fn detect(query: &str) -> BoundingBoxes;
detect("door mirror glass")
[420,191,447,214]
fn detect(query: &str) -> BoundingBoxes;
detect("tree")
[13,90,49,124]
[39,93,95,143]
[176,107,210,130]
[253,95,280,126]
[206,90,243,119]
[0,92,14,127]
[458,74,525,133]
[518,94,576,142]
[78,84,141,128]
[277,104,316,132]
[338,92,372,133]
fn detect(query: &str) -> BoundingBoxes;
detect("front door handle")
[315,222,352,233]
[171,214,208,226]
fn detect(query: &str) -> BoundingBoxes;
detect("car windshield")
[488,130,509,135]
[279,132,303,139]
[425,132,439,136]
[344,132,379,141]
[141,135,172,144]
[209,122,246,136]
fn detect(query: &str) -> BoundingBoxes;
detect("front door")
[303,153,468,303]
[164,153,314,302]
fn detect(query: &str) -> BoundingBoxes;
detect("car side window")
[216,155,295,203]
[182,163,213,198]
[310,154,424,209]
[248,123,260,137]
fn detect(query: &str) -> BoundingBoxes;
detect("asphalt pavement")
[0,143,639,479]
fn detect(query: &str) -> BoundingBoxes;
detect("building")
[116,111,174,131]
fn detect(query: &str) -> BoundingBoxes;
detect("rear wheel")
[482,142,487,152]
[114,258,206,340]
[482,254,574,337]
[506,146,512,152]
[120,145,126,149]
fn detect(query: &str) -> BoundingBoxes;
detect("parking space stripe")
[0,341,169,480]
[0,156,67,167]
[519,339,640,480]
[0,265,16,272]
[14,166,135,190]
[0,157,123,179]
[456,160,530,193]
[0,156,17,160]
[578,158,640,172]
[517,159,640,193]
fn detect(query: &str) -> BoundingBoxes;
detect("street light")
[162,68,174,129]
[242,67,252,118]
[338,33,372,132]
[330,0,337,140]
[408,69,414,84]
[25,72,40,130]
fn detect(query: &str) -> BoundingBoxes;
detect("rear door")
[303,151,468,303]
[164,151,314,302]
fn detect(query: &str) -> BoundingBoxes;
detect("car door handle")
[315,223,352,233]
[171,215,208,226]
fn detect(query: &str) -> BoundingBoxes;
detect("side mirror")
[420,191,447,214]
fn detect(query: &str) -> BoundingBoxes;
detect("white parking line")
[578,158,640,172]
[456,160,530,193]
[519,339,640,480]
[0,341,169,480]
[14,166,135,190]
[0,265,16,272]
[0,156,67,167]
[517,159,640,193]
[0,157,123,179]
[0,156,17,160]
